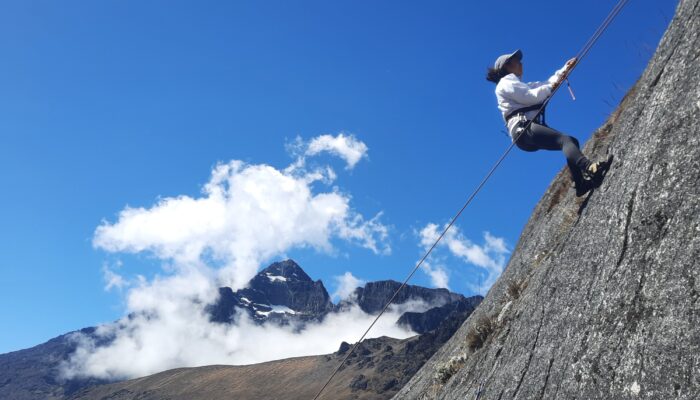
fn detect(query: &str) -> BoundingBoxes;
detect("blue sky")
[0,0,676,355]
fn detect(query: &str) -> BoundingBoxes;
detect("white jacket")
[495,64,569,140]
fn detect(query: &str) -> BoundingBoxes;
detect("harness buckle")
[513,114,528,137]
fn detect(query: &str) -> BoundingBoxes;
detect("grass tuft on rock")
[466,315,494,351]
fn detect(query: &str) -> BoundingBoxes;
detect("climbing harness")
[311,1,630,398]
[505,103,547,126]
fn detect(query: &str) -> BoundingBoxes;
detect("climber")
[486,49,613,197]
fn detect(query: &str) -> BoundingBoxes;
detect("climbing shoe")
[583,154,614,182]
[574,178,593,197]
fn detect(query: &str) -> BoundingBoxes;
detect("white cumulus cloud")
[419,223,510,293]
[420,261,450,289]
[305,133,369,170]
[94,148,387,291]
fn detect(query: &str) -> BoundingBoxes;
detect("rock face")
[394,1,700,399]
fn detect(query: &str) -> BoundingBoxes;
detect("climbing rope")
[311,1,630,398]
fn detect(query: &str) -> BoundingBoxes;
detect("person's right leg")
[515,122,593,195]
[526,123,613,183]
[524,122,592,172]
[512,121,613,197]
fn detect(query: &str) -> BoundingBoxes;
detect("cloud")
[61,290,417,380]
[332,272,366,301]
[286,133,369,172]
[306,133,368,170]
[335,212,390,256]
[94,141,387,291]
[420,261,450,289]
[60,134,407,381]
[102,261,128,292]
[419,223,510,293]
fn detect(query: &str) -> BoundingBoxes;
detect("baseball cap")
[494,49,523,71]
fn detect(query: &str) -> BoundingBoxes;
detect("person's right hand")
[551,58,576,91]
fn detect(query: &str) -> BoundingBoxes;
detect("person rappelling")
[487,49,613,197]
[314,3,629,396]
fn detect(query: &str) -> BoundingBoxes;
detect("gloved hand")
[552,57,577,90]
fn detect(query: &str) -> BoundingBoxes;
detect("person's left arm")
[527,58,577,88]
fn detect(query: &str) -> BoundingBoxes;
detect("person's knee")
[560,135,579,148]
[515,140,537,152]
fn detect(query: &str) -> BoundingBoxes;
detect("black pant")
[514,121,591,186]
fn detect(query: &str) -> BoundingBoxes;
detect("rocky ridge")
[208,259,475,334]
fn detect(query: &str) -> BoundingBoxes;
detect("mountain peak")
[258,259,312,283]
[207,259,334,324]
